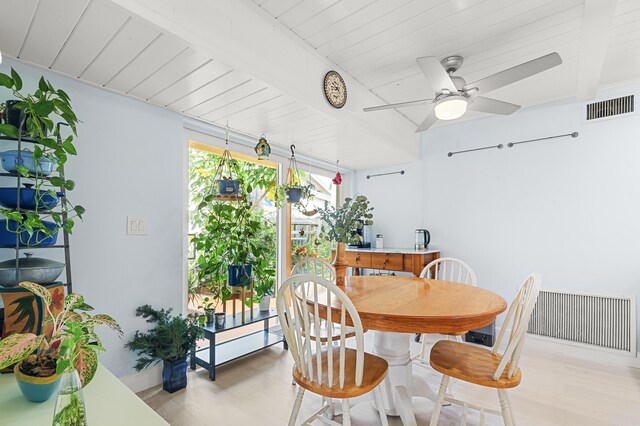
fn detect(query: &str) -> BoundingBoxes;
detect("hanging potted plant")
[213,126,242,197]
[0,68,85,246]
[126,305,202,393]
[273,144,313,207]
[318,195,374,285]
[0,282,122,404]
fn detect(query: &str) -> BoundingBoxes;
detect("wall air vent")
[586,95,634,120]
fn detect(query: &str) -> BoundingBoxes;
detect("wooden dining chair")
[277,274,389,426]
[429,273,541,426]
[291,257,360,342]
[414,257,478,361]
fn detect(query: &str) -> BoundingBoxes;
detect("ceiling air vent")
[586,95,634,120]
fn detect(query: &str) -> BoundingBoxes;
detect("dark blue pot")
[227,264,252,287]
[286,187,302,203]
[162,359,188,393]
[0,220,59,246]
[217,180,240,195]
[0,186,63,210]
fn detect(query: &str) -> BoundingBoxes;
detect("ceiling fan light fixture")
[434,95,468,120]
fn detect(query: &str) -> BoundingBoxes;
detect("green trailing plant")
[318,195,374,244]
[126,305,203,371]
[273,181,313,208]
[0,282,122,386]
[0,68,85,244]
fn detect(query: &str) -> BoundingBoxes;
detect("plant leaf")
[86,314,123,338]
[0,124,19,138]
[0,333,43,370]
[10,68,22,90]
[18,281,52,306]
[0,73,13,89]
[75,347,98,387]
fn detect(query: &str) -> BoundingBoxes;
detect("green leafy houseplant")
[126,305,202,372]
[318,195,374,244]
[0,282,121,404]
[273,181,313,208]
[0,68,85,244]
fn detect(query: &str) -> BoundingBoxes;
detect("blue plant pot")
[0,186,63,210]
[14,363,61,402]
[0,149,57,176]
[286,187,302,203]
[217,179,240,195]
[162,358,188,393]
[0,220,59,247]
[227,264,252,287]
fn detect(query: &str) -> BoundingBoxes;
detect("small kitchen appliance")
[414,229,430,249]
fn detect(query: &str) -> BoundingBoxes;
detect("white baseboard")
[118,364,163,393]
[525,333,640,368]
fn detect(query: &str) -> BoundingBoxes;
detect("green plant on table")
[125,305,203,372]
[318,195,374,244]
[0,68,85,245]
[0,282,122,386]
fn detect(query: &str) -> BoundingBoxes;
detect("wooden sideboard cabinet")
[333,248,440,277]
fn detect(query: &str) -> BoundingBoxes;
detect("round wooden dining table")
[334,275,507,424]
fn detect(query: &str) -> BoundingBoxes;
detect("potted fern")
[126,305,203,393]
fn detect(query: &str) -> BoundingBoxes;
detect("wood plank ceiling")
[1,1,639,168]
[253,0,640,126]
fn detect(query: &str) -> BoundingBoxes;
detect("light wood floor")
[138,334,640,425]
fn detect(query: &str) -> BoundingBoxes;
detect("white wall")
[0,59,185,378]
[356,84,640,344]
[354,161,423,249]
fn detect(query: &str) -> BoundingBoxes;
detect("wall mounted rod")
[448,144,503,157]
[507,131,578,148]
[366,170,405,179]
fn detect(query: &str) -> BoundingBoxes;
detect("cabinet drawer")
[346,252,371,268]
[371,253,403,270]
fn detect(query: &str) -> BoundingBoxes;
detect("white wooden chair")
[277,274,389,426]
[414,257,478,361]
[291,258,361,342]
[429,273,541,426]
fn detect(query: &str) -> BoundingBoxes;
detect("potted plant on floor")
[318,195,374,285]
[0,282,122,404]
[126,305,202,393]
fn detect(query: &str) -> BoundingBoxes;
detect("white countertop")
[345,247,440,255]
[0,364,168,426]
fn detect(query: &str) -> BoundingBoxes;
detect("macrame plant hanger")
[212,123,243,201]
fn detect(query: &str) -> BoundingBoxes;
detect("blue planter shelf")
[190,308,287,381]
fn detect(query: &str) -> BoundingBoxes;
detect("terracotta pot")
[332,242,347,286]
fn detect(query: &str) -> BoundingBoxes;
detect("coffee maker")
[348,221,372,248]
[415,229,430,249]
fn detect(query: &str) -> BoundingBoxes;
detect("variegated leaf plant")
[0,282,122,386]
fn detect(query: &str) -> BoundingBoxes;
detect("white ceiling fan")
[363,52,562,133]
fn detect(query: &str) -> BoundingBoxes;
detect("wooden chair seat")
[430,340,521,389]
[292,347,388,399]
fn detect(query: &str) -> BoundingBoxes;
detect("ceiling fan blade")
[463,52,562,95]
[416,57,458,93]
[469,96,521,115]
[363,98,434,112]
[415,110,438,133]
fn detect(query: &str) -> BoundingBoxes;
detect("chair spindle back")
[276,274,365,389]
[291,257,336,282]
[420,257,477,286]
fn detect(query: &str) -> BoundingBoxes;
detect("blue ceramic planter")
[0,150,57,176]
[162,359,188,393]
[286,187,302,203]
[14,363,61,402]
[0,186,63,210]
[227,264,252,287]
[0,220,59,246]
[217,179,240,195]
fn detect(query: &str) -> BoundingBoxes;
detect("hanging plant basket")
[212,127,244,202]
[286,187,302,203]
[273,144,312,208]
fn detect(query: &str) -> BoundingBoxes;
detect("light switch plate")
[127,216,147,235]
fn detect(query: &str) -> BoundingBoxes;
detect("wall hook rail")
[448,144,503,157]
[366,170,405,179]
[507,131,578,148]
[447,131,579,158]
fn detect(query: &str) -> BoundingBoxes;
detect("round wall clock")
[323,71,347,109]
